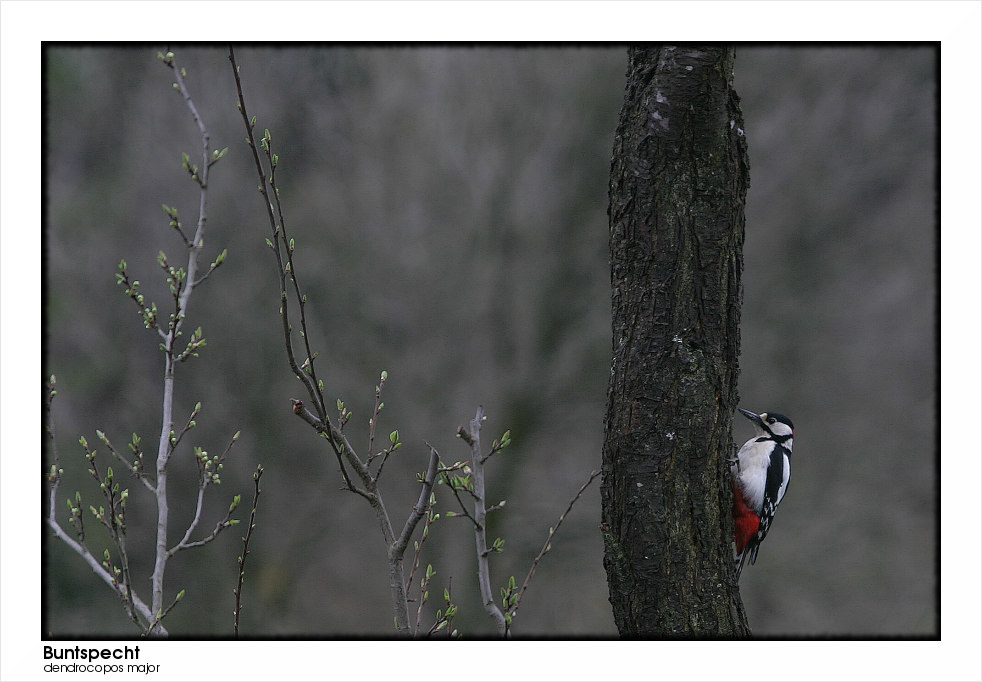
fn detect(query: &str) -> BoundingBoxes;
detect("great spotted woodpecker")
[731,408,794,579]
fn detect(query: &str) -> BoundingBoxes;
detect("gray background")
[45,45,936,637]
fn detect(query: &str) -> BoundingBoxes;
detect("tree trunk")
[600,46,750,636]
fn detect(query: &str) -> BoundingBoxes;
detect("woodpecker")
[730,407,794,579]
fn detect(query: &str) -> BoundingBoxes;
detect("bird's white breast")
[732,437,776,513]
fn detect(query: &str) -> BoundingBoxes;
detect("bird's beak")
[738,408,763,427]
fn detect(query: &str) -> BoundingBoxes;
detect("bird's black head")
[738,408,794,441]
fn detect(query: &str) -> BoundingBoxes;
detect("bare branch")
[94,429,155,493]
[45,376,62,526]
[290,399,374,496]
[393,445,441,557]
[149,52,223,628]
[505,469,600,633]
[460,406,508,636]
[228,47,324,418]
[168,500,238,554]
[145,588,186,636]
[439,464,480,530]
[234,464,264,637]
[405,498,437,604]
[169,486,208,555]
[45,516,161,634]
[47,377,159,635]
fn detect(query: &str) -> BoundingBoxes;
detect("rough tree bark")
[600,46,751,636]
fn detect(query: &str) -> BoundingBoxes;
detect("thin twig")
[169,486,208,554]
[168,430,240,554]
[94,429,155,493]
[505,469,600,634]
[45,376,61,528]
[268,152,327,419]
[145,588,185,637]
[228,47,323,419]
[234,464,264,637]
[424,576,457,638]
[414,564,432,635]
[439,466,480,530]
[405,499,436,601]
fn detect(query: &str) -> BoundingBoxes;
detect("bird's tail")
[734,547,749,580]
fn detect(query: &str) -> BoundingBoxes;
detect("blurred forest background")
[44,45,936,637]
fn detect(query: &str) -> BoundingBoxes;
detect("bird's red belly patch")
[732,484,760,554]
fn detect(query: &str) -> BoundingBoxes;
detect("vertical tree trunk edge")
[601,45,752,638]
